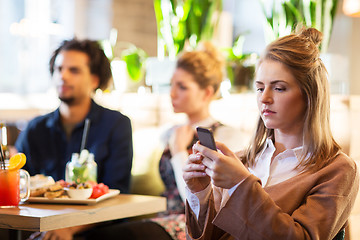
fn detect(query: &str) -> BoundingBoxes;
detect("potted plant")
[222,35,258,93]
[121,45,148,84]
[100,29,148,92]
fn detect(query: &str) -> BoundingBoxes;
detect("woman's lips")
[262,109,276,116]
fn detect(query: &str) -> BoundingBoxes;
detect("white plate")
[27,189,120,205]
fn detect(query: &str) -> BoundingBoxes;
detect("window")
[0,0,111,94]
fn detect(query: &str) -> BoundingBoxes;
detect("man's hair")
[49,39,112,91]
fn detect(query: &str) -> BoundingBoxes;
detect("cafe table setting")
[0,148,167,240]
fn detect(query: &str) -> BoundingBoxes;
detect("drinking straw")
[0,123,5,169]
[0,144,5,170]
[80,118,91,153]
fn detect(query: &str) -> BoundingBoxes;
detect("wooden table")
[0,194,166,239]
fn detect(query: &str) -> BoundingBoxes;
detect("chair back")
[333,229,345,240]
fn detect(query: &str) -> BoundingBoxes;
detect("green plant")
[121,45,148,82]
[222,36,249,85]
[223,35,252,64]
[99,29,148,82]
[222,35,258,91]
[154,0,222,59]
[260,0,338,53]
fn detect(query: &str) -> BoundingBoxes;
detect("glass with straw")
[65,119,97,184]
[0,145,30,207]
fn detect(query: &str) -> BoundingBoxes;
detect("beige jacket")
[186,152,359,240]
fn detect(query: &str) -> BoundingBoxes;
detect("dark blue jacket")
[15,100,133,193]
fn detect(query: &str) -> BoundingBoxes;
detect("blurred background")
[0,0,360,144]
[0,0,359,96]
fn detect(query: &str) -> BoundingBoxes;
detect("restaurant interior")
[1,0,360,239]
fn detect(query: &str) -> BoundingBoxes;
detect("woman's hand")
[194,141,250,189]
[169,125,195,155]
[183,146,210,193]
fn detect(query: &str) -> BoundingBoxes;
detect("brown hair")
[176,42,225,95]
[49,39,112,91]
[243,27,340,171]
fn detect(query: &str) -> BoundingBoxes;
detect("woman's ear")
[203,85,215,101]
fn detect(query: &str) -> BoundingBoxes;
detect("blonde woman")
[183,28,359,239]
[84,42,245,240]
[153,42,245,239]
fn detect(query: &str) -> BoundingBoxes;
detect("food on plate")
[67,182,92,190]
[66,187,93,200]
[44,189,65,199]
[30,181,68,199]
[63,182,93,199]
[29,178,110,200]
[90,183,109,199]
[30,174,55,190]
[48,183,63,192]
[30,187,47,197]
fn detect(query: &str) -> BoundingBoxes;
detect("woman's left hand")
[193,141,251,189]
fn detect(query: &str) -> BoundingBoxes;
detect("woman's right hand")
[183,146,210,193]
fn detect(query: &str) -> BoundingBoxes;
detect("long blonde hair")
[242,27,340,171]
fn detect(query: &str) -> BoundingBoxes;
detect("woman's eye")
[275,87,285,92]
[256,87,264,92]
[179,85,187,90]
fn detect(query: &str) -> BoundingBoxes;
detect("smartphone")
[196,127,217,150]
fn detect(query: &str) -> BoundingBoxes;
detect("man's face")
[52,50,99,105]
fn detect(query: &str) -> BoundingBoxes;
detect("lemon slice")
[8,153,26,171]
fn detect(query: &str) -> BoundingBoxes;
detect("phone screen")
[196,127,217,150]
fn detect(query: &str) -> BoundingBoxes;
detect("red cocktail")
[0,170,20,207]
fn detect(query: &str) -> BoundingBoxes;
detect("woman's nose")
[260,88,273,104]
[170,86,176,99]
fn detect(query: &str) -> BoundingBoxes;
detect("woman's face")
[255,59,306,134]
[170,68,209,115]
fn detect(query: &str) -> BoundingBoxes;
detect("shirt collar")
[256,138,304,165]
[251,138,305,187]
